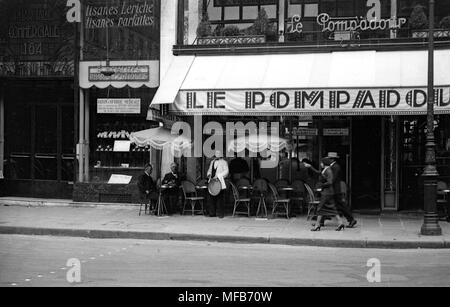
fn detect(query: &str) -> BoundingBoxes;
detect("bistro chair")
[437,181,449,221]
[268,183,291,218]
[138,179,159,216]
[181,180,205,216]
[252,178,269,218]
[291,180,306,214]
[304,183,320,221]
[230,182,251,217]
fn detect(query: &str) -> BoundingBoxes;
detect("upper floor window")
[176,0,450,47]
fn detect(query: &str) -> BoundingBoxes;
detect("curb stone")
[0,226,448,249]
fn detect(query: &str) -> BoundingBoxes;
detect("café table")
[155,184,174,216]
[277,186,294,218]
[195,185,209,215]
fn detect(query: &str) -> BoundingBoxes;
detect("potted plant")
[409,4,428,31]
[437,15,450,37]
[196,12,212,38]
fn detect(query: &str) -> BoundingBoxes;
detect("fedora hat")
[327,152,340,159]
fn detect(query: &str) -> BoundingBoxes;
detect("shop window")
[35,106,57,154]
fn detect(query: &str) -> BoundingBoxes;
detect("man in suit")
[207,150,229,218]
[162,162,181,214]
[328,152,357,228]
[137,163,157,209]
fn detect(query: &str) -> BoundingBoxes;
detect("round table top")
[238,186,253,190]
[279,187,294,191]
[161,184,176,189]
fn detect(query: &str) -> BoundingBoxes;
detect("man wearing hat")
[162,162,182,214]
[328,152,357,228]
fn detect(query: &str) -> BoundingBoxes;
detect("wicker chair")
[181,180,205,216]
[268,183,291,218]
[305,183,320,221]
[230,182,251,217]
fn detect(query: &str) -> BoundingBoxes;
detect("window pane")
[243,6,258,19]
[261,5,277,19]
[34,157,57,180]
[5,104,31,153]
[287,2,302,18]
[5,156,31,179]
[304,3,318,17]
[321,0,337,16]
[62,106,75,154]
[224,6,240,20]
[35,106,57,153]
[208,1,222,21]
[337,0,354,17]
[62,157,75,182]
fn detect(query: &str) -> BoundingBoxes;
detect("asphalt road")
[0,235,449,287]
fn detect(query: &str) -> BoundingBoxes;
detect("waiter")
[207,150,229,218]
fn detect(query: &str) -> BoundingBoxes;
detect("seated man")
[162,162,182,215]
[137,163,158,211]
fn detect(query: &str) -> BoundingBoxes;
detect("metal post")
[78,88,85,183]
[421,0,442,236]
[390,0,398,39]
[0,83,4,179]
[84,90,90,182]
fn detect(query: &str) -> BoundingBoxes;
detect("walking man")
[328,152,357,228]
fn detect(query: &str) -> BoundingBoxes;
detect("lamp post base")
[421,213,442,236]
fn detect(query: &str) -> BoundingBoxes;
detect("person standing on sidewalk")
[311,158,345,232]
[327,152,357,228]
[207,150,229,218]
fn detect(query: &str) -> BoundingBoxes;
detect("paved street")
[0,235,449,287]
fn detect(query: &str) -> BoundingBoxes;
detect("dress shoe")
[311,226,321,232]
[347,220,357,228]
[336,224,345,231]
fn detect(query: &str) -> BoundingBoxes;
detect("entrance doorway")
[351,117,382,211]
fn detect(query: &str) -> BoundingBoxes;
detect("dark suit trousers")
[210,190,225,217]
[334,193,354,222]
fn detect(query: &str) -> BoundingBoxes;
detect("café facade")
[149,0,450,212]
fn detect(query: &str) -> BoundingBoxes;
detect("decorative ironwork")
[412,29,450,38]
[197,35,266,45]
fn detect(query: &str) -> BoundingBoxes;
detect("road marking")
[50,272,55,274]
[90,257,96,260]
[25,279,31,282]
[11,283,18,286]
[60,267,66,270]
[37,275,43,278]
[99,254,104,257]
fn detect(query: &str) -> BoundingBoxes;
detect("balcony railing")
[174,30,450,56]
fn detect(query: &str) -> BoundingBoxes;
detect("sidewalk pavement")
[0,197,449,249]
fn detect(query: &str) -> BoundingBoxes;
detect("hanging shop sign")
[80,60,159,89]
[172,87,450,116]
[89,65,150,82]
[323,128,350,136]
[97,98,141,114]
[291,128,319,136]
